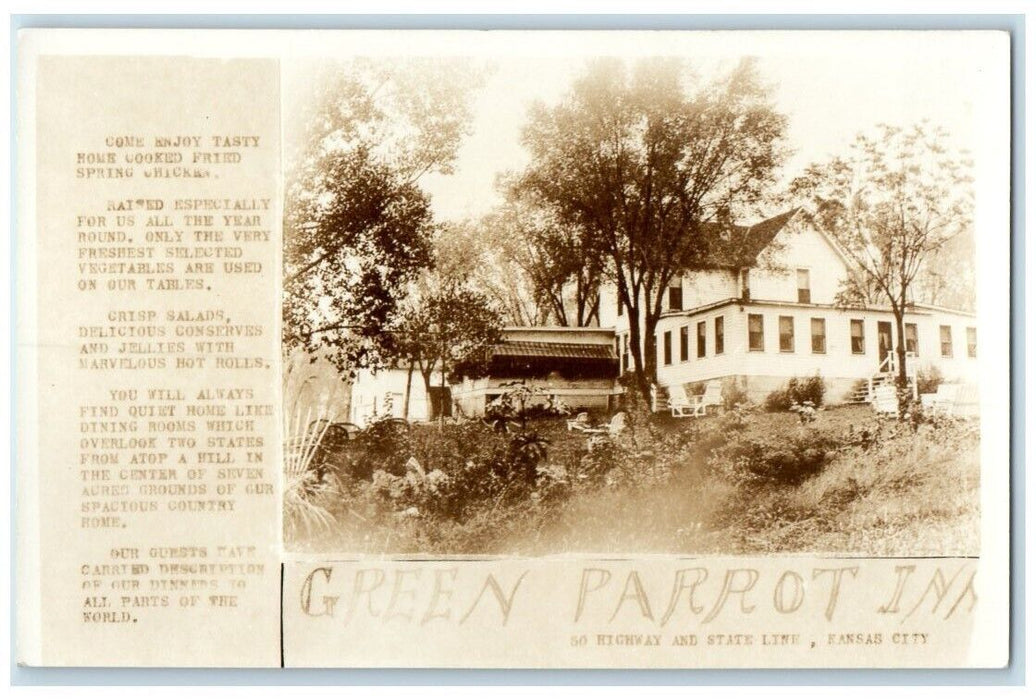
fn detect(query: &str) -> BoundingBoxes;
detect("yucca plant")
[282,352,347,542]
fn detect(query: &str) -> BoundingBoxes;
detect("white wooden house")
[349,365,445,427]
[600,210,979,404]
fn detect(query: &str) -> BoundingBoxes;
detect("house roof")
[481,339,619,380]
[491,340,616,361]
[704,208,800,268]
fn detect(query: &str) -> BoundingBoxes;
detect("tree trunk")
[626,307,651,404]
[642,313,661,407]
[891,304,915,421]
[893,307,908,390]
[586,290,601,327]
[440,360,448,429]
[420,369,435,422]
[402,360,414,421]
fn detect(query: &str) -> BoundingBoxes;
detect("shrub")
[334,416,412,480]
[507,432,551,484]
[710,429,841,486]
[764,373,826,412]
[485,381,572,429]
[763,389,789,412]
[796,373,826,406]
[326,417,557,526]
[720,377,750,410]
[916,364,944,395]
[574,433,679,489]
[578,438,628,487]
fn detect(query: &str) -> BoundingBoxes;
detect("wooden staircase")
[848,352,919,406]
[847,378,880,404]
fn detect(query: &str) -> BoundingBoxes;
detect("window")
[797,269,811,304]
[850,319,865,354]
[966,327,977,358]
[940,325,953,358]
[679,326,689,362]
[621,334,629,374]
[697,321,707,358]
[905,323,918,355]
[811,317,827,354]
[715,316,725,354]
[741,269,751,301]
[663,330,673,366]
[779,316,795,352]
[748,314,764,351]
[668,283,683,311]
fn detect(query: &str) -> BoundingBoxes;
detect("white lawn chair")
[921,383,962,415]
[669,381,722,418]
[872,384,898,416]
[668,388,695,417]
[581,411,627,436]
[950,384,979,417]
[566,412,591,431]
[583,412,630,450]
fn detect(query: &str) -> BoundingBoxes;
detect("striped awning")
[491,341,616,361]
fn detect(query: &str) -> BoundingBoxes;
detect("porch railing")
[869,351,919,402]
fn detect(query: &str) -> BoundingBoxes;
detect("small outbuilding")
[451,327,621,417]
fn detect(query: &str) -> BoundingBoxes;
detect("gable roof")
[703,208,800,269]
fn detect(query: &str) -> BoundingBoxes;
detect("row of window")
[659,317,726,365]
[746,314,831,355]
[653,314,977,366]
[616,317,726,373]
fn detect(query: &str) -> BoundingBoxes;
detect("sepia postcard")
[15,28,1012,669]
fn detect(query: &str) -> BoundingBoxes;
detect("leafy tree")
[283,59,484,375]
[483,192,603,327]
[283,150,436,372]
[914,226,976,311]
[474,219,553,327]
[791,122,974,391]
[516,57,787,401]
[391,270,503,422]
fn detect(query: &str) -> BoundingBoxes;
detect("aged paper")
[19,45,282,666]
[16,29,1011,669]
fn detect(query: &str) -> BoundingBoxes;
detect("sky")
[411,31,996,222]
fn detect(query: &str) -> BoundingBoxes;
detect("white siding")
[655,309,747,387]
[598,282,621,330]
[750,227,849,305]
[350,367,437,426]
[652,302,978,399]
[674,270,739,310]
[452,376,616,416]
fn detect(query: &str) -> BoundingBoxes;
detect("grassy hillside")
[287,404,980,558]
